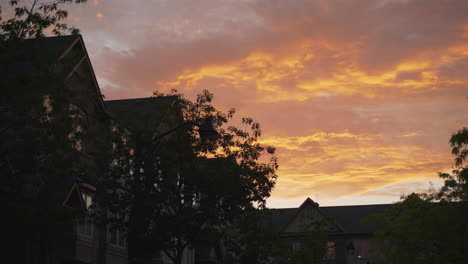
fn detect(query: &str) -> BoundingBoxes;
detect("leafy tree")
[0,0,86,43]
[104,90,278,264]
[369,127,468,264]
[1,0,92,263]
[437,127,468,201]
[229,209,330,264]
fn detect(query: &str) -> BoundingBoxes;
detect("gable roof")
[104,96,178,133]
[269,207,299,232]
[270,199,391,234]
[1,35,79,62]
[321,204,390,234]
[1,35,106,110]
[0,35,78,82]
[62,182,95,211]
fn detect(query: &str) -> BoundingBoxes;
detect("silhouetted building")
[2,35,203,264]
[268,198,390,264]
[1,35,131,264]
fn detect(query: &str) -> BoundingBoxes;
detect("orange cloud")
[258,129,452,203]
[158,39,468,103]
[66,0,468,207]
[96,12,104,20]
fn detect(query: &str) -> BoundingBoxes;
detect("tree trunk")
[95,184,107,264]
[127,190,146,264]
[128,135,153,264]
[175,249,183,264]
[127,135,143,264]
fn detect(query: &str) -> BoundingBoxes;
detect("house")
[267,198,390,264]
[2,34,118,264]
[2,34,204,264]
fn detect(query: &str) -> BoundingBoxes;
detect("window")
[183,246,195,264]
[107,211,127,248]
[292,241,302,252]
[323,241,336,260]
[77,218,93,237]
[77,193,93,238]
[82,192,92,210]
[354,240,369,259]
[108,226,126,248]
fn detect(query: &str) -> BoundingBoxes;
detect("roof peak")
[303,197,319,207]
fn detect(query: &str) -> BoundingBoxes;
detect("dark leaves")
[1,0,87,42]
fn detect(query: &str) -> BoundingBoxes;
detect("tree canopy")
[369,127,468,264]
[1,1,93,263]
[104,90,278,264]
[1,0,87,43]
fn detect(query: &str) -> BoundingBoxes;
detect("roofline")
[279,197,345,233]
[49,35,106,113]
[321,203,393,208]
[278,197,345,233]
[75,35,106,111]
[104,96,179,136]
[105,96,178,102]
[271,203,393,210]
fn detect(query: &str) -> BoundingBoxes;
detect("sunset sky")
[11,0,468,208]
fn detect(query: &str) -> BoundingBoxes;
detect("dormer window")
[81,192,93,211]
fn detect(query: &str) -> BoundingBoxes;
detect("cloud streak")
[52,0,468,206]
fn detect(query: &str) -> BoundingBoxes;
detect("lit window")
[323,241,336,259]
[354,240,369,259]
[82,193,92,210]
[77,193,93,238]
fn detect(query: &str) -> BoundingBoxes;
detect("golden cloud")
[158,37,468,103]
[96,12,104,20]
[262,131,452,202]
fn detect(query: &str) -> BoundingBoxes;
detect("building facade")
[268,198,390,264]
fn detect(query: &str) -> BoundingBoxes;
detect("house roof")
[269,199,391,234]
[1,35,80,80]
[321,204,390,234]
[104,96,178,133]
[269,207,299,232]
[1,35,79,61]
[1,35,105,110]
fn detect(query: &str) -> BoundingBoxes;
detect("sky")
[5,0,467,208]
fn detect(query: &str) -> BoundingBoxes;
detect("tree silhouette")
[104,90,278,264]
[369,127,468,264]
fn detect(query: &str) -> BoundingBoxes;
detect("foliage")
[104,90,278,264]
[370,194,468,264]
[0,1,92,262]
[0,0,87,43]
[369,127,468,264]
[226,208,330,264]
[0,40,89,264]
[437,127,468,201]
